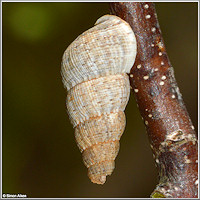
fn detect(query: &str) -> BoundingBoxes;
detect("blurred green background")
[2,2,197,198]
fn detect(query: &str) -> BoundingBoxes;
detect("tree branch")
[110,2,198,198]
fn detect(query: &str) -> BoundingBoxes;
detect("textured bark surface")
[110,2,198,198]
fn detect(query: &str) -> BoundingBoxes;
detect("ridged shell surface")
[61,15,137,184]
[67,74,130,127]
[61,15,137,91]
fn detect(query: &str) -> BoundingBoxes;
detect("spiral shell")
[61,15,137,184]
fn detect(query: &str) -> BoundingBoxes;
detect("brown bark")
[110,2,198,198]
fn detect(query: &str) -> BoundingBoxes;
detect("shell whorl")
[61,14,137,91]
[61,15,137,184]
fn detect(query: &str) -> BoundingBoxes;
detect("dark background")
[2,2,198,198]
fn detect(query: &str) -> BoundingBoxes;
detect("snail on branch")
[61,15,137,184]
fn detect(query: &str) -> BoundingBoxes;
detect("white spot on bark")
[161,61,164,65]
[148,114,152,118]
[159,52,162,56]
[172,94,176,99]
[160,81,164,86]
[145,15,151,19]
[191,125,195,130]
[157,42,163,48]
[144,4,149,9]
[161,75,166,80]
[137,64,141,69]
[155,68,158,71]
[151,27,156,32]
[145,120,149,125]
[195,179,198,185]
[130,74,133,78]
[174,187,179,191]
[151,44,155,47]
[185,159,191,164]
[143,75,149,80]
[134,89,139,93]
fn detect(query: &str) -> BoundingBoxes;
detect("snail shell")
[61,15,137,184]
